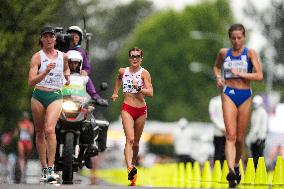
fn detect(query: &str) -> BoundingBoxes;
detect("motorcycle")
[54,81,109,184]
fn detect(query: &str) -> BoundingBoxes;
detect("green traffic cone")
[254,157,268,186]
[192,161,201,188]
[243,157,255,185]
[272,156,284,186]
[201,161,212,188]
[212,160,222,188]
[221,160,229,188]
[185,162,192,188]
[239,159,245,184]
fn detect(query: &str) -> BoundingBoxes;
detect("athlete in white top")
[28,26,70,183]
[36,50,65,89]
[122,67,144,93]
[111,47,153,185]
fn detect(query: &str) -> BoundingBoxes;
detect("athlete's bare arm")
[63,53,70,85]
[28,52,55,87]
[141,69,153,97]
[111,68,125,101]
[231,49,263,81]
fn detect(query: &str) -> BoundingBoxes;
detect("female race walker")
[111,47,153,185]
[28,26,70,183]
[213,24,263,188]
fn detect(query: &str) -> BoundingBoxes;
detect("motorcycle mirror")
[100,82,108,91]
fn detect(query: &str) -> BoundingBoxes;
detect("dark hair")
[128,47,143,57]
[38,38,43,47]
[228,24,246,38]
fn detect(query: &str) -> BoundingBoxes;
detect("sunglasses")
[129,55,142,59]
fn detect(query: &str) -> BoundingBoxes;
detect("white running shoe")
[47,166,59,183]
[40,167,48,182]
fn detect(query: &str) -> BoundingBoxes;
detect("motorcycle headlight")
[62,100,80,112]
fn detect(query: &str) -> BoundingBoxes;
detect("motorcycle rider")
[66,50,88,88]
[67,26,108,106]
[66,50,102,162]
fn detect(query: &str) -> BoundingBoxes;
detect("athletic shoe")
[234,166,241,184]
[47,166,59,183]
[129,182,137,186]
[226,169,237,188]
[40,167,48,182]
[128,166,137,183]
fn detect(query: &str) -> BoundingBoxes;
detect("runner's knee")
[36,132,45,140]
[226,133,236,142]
[236,136,244,146]
[45,124,55,136]
[126,138,134,146]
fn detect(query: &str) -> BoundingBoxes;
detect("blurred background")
[0,0,284,184]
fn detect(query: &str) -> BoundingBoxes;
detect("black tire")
[62,132,74,184]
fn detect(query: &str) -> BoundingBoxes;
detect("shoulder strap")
[242,47,248,55]
[225,48,232,57]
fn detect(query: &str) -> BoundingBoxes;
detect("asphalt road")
[0,159,186,189]
[0,184,180,189]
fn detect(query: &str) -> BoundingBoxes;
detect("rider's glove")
[95,97,109,107]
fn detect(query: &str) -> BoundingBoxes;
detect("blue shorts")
[223,85,252,107]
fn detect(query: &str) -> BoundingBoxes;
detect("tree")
[0,0,64,132]
[112,0,235,121]
[243,0,284,95]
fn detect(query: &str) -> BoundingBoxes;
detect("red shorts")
[19,140,32,152]
[121,103,147,120]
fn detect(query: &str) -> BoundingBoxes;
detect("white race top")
[36,50,64,89]
[122,67,144,93]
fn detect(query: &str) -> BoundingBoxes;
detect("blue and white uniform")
[223,48,253,107]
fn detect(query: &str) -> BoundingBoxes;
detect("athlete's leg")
[31,98,47,167]
[17,141,25,176]
[24,141,32,162]
[236,98,252,165]
[45,99,62,167]
[221,93,238,170]
[121,110,135,168]
[132,114,146,165]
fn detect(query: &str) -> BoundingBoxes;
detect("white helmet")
[253,95,263,106]
[67,26,83,41]
[67,50,83,73]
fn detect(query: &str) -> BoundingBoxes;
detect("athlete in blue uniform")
[213,24,263,188]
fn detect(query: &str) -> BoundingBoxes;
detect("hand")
[95,97,109,106]
[111,94,119,102]
[81,70,88,76]
[46,62,56,73]
[132,79,138,89]
[231,68,240,77]
[216,76,224,89]
[65,79,70,85]
[64,75,70,85]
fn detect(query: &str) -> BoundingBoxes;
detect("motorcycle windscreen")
[62,75,88,103]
